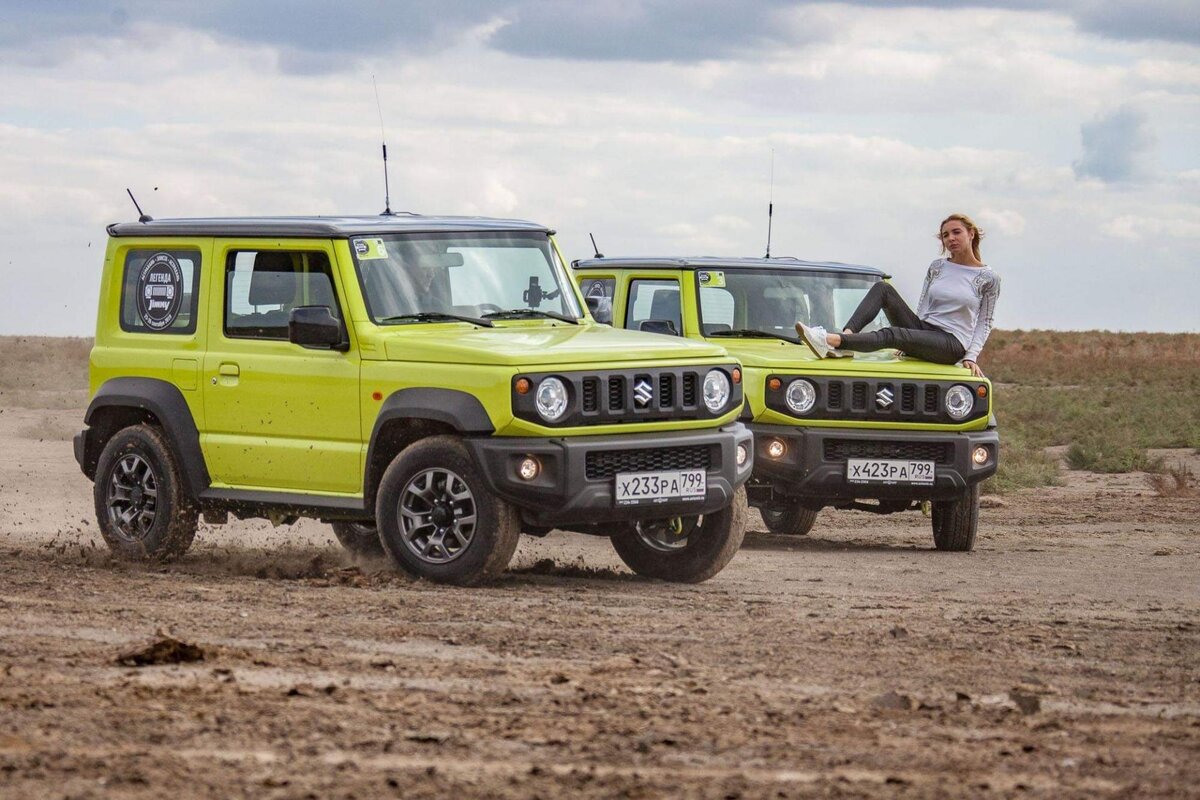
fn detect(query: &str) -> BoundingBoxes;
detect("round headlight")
[702,369,731,413]
[945,384,974,420]
[785,379,816,415]
[535,377,569,422]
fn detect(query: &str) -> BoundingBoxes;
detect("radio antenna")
[589,232,604,258]
[764,148,774,259]
[126,188,152,223]
[373,75,393,216]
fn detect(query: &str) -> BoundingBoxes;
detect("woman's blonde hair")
[937,213,985,262]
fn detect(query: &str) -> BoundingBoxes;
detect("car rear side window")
[224,250,341,340]
[118,249,201,335]
[580,276,615,324]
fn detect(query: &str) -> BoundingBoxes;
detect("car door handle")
[214,362,240,386]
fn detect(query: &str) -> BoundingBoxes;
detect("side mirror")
[638,319,679,336]
[289,306,346,350]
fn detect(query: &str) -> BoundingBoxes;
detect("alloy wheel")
[397,468,477,564]
[106,454,158,541]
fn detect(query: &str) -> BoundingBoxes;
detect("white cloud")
[0,4,1198,335]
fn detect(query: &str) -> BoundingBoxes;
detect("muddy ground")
[1,404,1197,799]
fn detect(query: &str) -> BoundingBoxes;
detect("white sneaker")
[795,322,832,358]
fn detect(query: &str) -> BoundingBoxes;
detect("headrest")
[249,252,297,306]
[649,288,680,323]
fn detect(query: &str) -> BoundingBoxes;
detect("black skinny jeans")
[838,282,966,365]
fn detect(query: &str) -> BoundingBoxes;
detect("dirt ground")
[1,403,1197,799]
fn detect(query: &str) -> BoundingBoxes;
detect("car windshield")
[696,268,884,337]
[351,232,582,324]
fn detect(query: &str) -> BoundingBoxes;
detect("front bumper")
[466,423,753,526]
[748,423,998,503]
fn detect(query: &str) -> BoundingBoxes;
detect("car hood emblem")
[634,378,654,407]
[876,386,894,408]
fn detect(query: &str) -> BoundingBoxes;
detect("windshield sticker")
[697,270,726,288]
[354,238,388,260]
[136,252,184,330]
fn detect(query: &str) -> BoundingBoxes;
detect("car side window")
[580,277,615,324]
[699,287,735,334]
[119,249,201,335]
[626,279,682,336]
[224,250,341,340]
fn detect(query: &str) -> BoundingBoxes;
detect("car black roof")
[571,256,888,278]
[106,214,552,238]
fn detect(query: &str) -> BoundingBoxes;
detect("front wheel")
[610,487,747,583]
[93,424,198,561]
[330,521,385,559]
[931,484,980,551]
[375,436,520,585]
[760,500,818,536]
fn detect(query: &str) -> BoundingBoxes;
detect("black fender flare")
[364,388,496,495]
[84,377,211,499]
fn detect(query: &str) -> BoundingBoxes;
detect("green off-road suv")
[74,216,753,584]
[574,256,998,551]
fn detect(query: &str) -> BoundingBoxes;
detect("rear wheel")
[375,436,520,585]
[330,521,385,559]
[93,424,197,561]
[932,484,980,551]
[760,500,818,536]
[610,487,747,583]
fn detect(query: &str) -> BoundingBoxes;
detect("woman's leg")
[837,326,966,365]
[843,282,922,333]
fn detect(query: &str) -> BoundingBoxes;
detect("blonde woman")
[797,213,1000,377]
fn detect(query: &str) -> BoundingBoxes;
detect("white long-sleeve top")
[916,258,1001,363]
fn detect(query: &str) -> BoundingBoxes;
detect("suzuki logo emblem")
[633,378,654,407]
[876,387,894,408]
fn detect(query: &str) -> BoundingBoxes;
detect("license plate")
[614,469,707,506]
[847,458,935,484]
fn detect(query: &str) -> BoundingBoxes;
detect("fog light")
[518,456,541,480]
[972,446,989,465]
[766,439,786,459]
[736,443,749,466]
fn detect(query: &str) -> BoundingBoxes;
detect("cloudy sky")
[1,1,1197,336]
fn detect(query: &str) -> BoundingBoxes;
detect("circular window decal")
[136,252,184,331]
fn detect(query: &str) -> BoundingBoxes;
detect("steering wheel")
[476,303,503,314]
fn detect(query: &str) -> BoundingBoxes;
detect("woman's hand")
[962,360,984,378]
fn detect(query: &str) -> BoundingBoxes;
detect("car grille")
[823,439,954,464]
[585,445,713,480]
[765,376,986,424]
[514,366,741,427]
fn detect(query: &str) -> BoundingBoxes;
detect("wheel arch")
[82,377,210,499]
[363,388,495,511]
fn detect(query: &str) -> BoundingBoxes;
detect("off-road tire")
[330,521,386,559]
[93,424,198,561]
[931,483,980,552]
[610,486,748,583]
[375,436,520,585]
[760,501,818,536]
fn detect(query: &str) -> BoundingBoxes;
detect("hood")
[714,338,972,379]
[381,321,732,366]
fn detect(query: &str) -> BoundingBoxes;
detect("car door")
[201,241,361,494]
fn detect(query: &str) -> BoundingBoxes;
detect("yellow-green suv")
[75,216,753,584]
[574,256,998,551]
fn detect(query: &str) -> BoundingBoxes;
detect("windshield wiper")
[377,312,494,328]
[481,308,579,325]
[709,328,800,344]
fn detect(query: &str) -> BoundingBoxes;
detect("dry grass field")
[0,332,1197,798]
